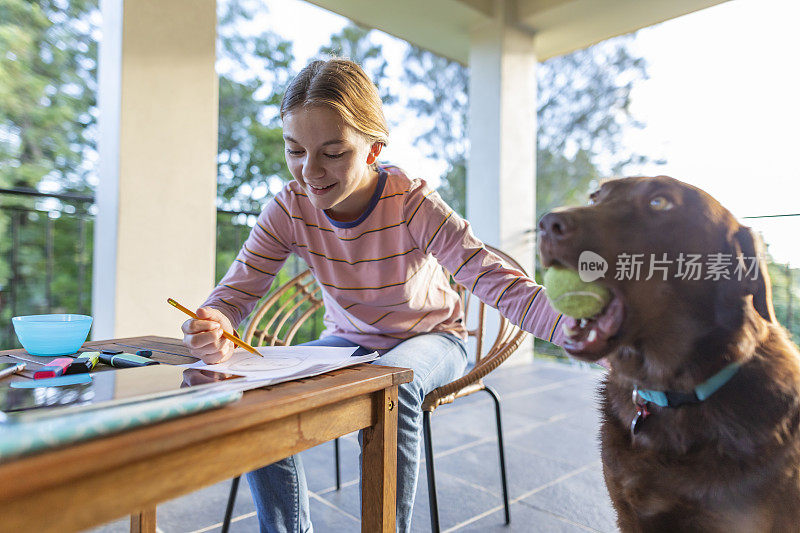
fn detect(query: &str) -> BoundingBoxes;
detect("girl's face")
[283,105,382,221]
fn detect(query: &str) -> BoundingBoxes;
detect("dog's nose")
[538,211,575,240]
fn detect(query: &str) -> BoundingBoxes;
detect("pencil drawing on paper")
[227,355,303,372]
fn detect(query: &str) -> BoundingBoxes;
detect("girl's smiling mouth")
[308,183,336,195]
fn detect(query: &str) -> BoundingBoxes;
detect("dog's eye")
[649,196,674,211]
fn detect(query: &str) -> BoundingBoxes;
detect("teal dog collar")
[634,362,742,408]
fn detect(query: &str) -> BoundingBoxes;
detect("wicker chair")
[221,245,529,533]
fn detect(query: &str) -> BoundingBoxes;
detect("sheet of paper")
[183,345,380,386]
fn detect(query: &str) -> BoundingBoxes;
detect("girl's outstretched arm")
[404,180,566,346]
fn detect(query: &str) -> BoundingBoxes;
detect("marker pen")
[65,352,100,374]
[34,357,74,379]
[98,352,160,368]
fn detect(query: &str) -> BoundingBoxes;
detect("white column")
[467,3,538,361]
[93,0,218,339]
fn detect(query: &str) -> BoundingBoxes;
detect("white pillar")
[467,3,538,361]
[93,0,218,340]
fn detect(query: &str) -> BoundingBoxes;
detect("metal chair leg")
[484,386,510,524]
[221,475,240,533]
[334,437,342,490]
[423,410,441,533]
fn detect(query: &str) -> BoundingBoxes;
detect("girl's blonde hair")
[281,59,389,152]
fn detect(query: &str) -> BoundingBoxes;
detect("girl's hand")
[181,307,236,364]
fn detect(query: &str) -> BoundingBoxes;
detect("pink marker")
[33,358,74,379]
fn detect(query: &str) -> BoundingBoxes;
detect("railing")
[0,188,94,348]
[0,189,324,349]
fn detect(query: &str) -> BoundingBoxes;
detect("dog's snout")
[538,211,575,240]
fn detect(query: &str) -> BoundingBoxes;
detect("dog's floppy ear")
[732,226,776,323]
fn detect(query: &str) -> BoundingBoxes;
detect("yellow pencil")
[167,298,263,358]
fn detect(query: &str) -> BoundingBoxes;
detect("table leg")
[361,385,398,532]
[130,506,157,533]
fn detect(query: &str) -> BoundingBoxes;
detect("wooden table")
[0,336,412,533]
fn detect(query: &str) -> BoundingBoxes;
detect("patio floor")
[91,359,617,533]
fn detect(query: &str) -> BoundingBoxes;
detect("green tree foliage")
[402,35,649,220]
[767,260,800,343]
[536,38,649,217]
[216,0,294,216]
[0,0,98,193]
[402,46,468,215]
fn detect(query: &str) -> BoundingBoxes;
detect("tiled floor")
[91,359,617,532]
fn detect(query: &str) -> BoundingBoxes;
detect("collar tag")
[630,401,651,437]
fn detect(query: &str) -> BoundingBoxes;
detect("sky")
[624,0,800,265]
[251,0,800,265]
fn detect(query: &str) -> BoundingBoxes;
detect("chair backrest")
[241,269,324,347]
[241,245,530,404]
[421,245,530,411]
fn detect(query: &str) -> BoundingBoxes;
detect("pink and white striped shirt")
[204,165,565,350]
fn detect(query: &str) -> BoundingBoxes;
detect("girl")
[182,58,565,533]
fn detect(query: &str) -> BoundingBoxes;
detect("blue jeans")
[245,332,468,533]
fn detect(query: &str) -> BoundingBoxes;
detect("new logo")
[578,251,608,282]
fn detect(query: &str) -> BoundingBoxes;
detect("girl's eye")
[325,152,345,159]
[285,149,304,156]
[649,196,674,211]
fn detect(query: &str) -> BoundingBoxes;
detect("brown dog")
[538,176,800,532]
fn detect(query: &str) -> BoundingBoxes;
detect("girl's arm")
[404,181,565,346]
[202,196,293,328]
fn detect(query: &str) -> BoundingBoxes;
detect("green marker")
[98,351,159,368]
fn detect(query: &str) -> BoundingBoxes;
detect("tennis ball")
[543,267,612,319]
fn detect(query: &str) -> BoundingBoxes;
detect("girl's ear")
[366,142,383,165]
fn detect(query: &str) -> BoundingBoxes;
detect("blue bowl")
[12,314,93,356]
